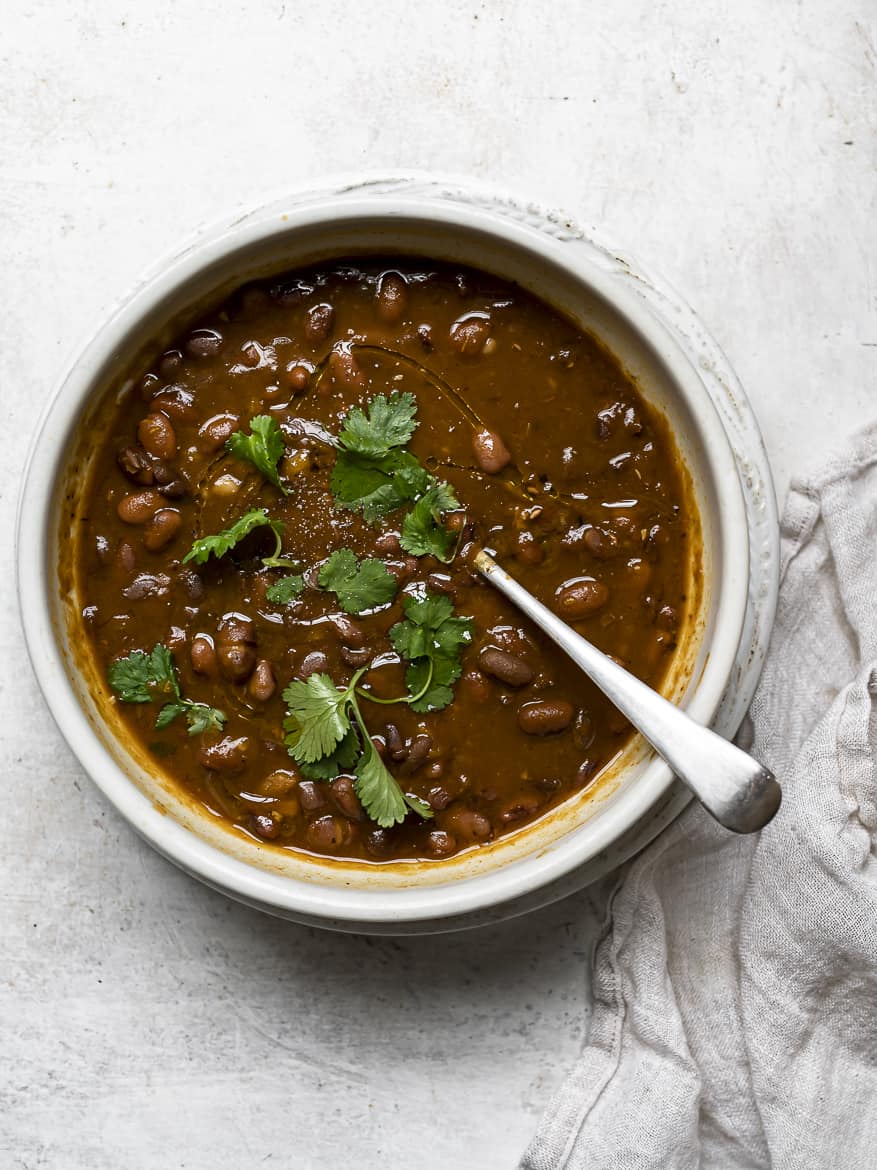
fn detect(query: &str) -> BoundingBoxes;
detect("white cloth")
[522,424,877,1170]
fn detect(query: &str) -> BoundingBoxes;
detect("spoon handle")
[474,551,780,834]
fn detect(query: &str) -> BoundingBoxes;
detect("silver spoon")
[473,550,781,833]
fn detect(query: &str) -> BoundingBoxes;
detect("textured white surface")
[2,3,874,1168]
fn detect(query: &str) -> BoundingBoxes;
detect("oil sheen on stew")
[76,260,696,863]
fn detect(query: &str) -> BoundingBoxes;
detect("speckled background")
[2,3,874,1166]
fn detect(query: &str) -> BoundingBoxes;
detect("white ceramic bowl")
[17,190,751,932]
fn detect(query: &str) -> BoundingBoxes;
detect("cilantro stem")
[354,658,435,707]
[261,525,300,571]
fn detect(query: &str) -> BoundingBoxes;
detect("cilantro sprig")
[183,509,299,570]
[226,415,288,494]
[318,548,397,615]
[387,593,474,712]
[329,392,461,557]
[283,669,432,827]
[281,591,473,826]
[108,644,225,735]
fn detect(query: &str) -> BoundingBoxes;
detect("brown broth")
[74,260,696,862]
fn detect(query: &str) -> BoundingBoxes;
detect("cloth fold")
[522,423,877,1170]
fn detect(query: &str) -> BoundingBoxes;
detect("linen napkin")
[522,422,877,1169]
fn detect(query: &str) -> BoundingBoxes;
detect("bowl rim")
[16,190,750,924]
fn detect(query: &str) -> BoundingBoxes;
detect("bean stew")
[73,259,698,863]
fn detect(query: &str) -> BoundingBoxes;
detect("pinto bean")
[198,736,249,773]
[554,577,610,619]
[400,734,432,775]
[450,313,491,355]
[498,794,542,825]
[516,530,544,565]
[150,386,197,423]
[304,303,335,343]
[365,828,393,857]
[142,508,181,551]
[251,813,281,840]
[285,362,312,394]
[216,614,257,683]
[374,531,402,555]
[330,614,367,649]
[460,669,491,704]
[572,710,595,751]
[426,830,457,858]
[306,815,350,851]
[137,412,177,460]
[376,272,408,324]
[157,477,189,500]
[517,699,574,736]
[298,781,328,812]
[116,541,136,572]
[116,489,161,525]
[259,770,297,798]
[472,427,511,474]
[116,445,154,485]
[657,604,679,631]
[385,723,407,762]
[583,526,619,560]
[299,650,329,678]
[478,647,534,688]
[329,345,366,390]
[190,635,217,677]
[445,808,492,843]
[198,413,240,453]
[340,646,372,668]
[331,776,363,821]
[248,659,276,702]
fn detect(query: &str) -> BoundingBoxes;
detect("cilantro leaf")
[282,673,352,764]
[399,480,461,561]
[331,448,428,523]
[318,548,397,614]
[108,644,180,703]
[389,593,474,713]
[338,391,418,458]
[226,415,288,493]
[354,735,432,828]
[299,727,360,780]
[266,575,305,605]
[184,704,227,736]
[183,508,278,566]
[155,701,187,729]
[109,644,225,734]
